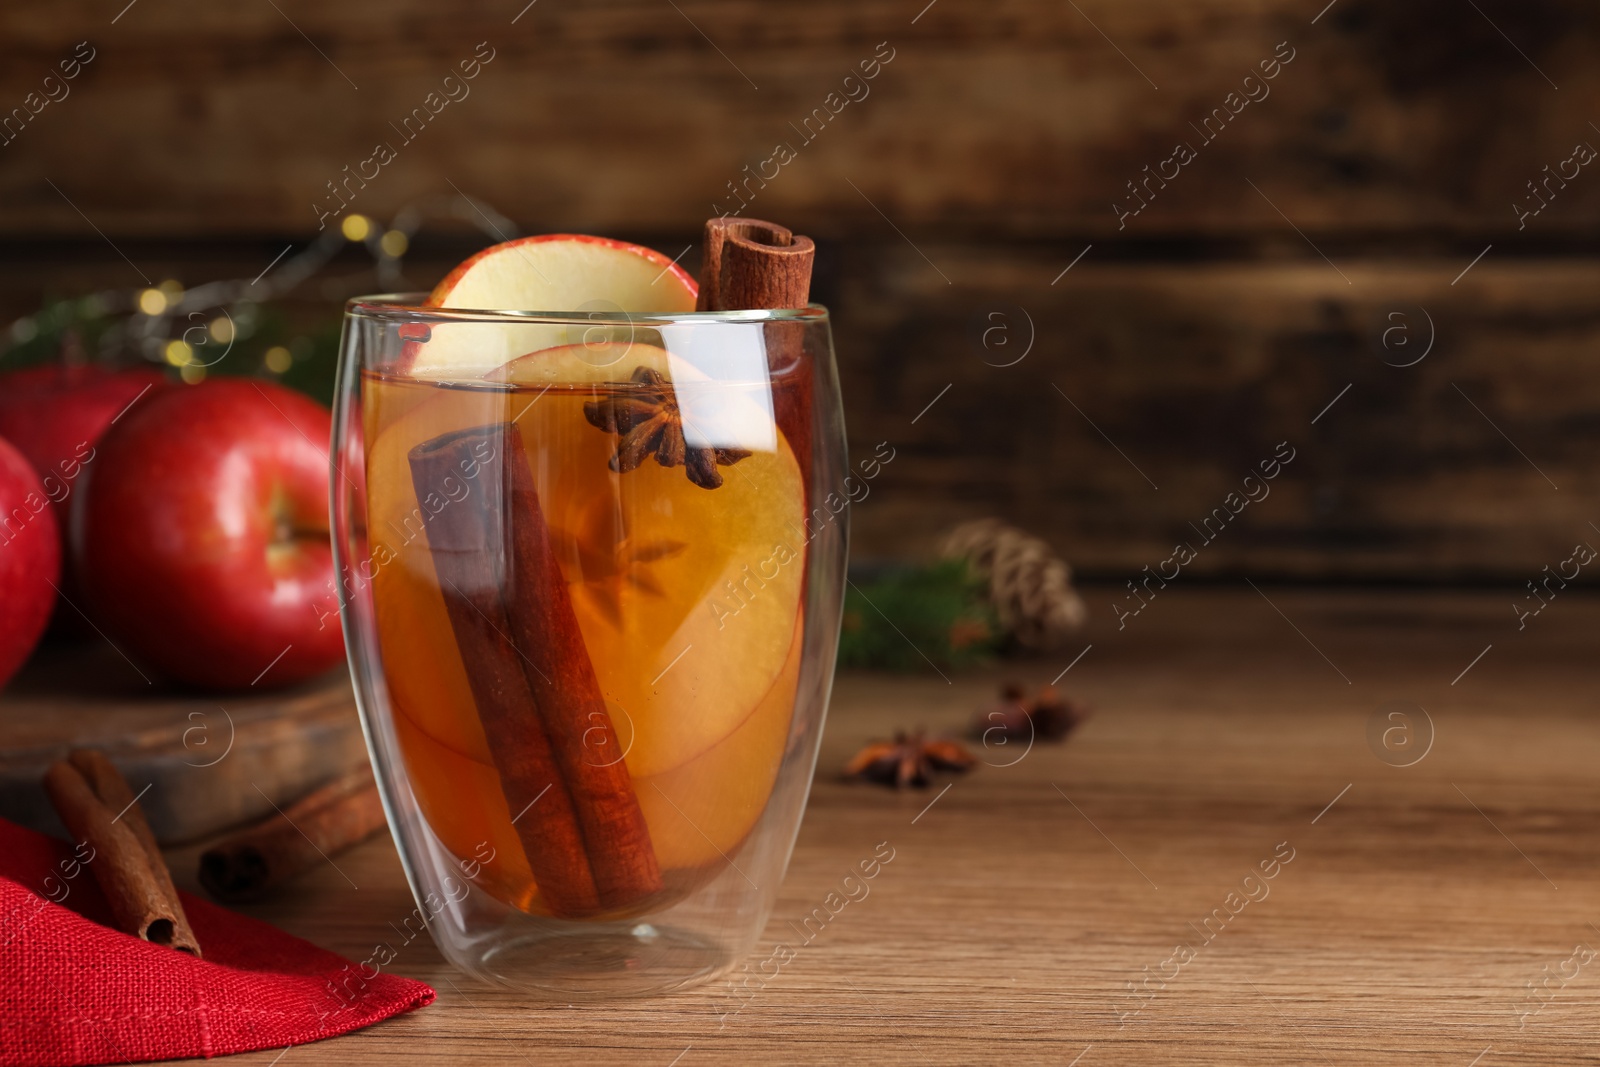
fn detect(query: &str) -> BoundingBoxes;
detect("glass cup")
[330,297,846,997]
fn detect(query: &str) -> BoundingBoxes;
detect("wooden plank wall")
[1,0,1596,580]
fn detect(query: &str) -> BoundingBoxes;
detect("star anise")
[552,492,687,628]
[844,731,976,789]
[582,366,751,490]
[973,683,1091,744]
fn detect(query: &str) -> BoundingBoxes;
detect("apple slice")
[634,608,805,871]
[366,344,803,779]
[408,235,697,380]
[428,234,697,311]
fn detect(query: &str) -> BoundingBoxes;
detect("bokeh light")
[380,229,408,257]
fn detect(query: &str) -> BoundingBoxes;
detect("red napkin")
[0,818,434,1066]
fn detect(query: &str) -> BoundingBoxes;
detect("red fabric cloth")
[0,818,434,1066]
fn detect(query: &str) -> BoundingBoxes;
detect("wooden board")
[1,1,1598,238]
[151,585,1600,1064]
[0,642,368,846]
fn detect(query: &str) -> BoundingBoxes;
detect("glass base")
[477,922,731,998]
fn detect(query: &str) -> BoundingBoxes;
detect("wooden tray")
[0,641,370,845]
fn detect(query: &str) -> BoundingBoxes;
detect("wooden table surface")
[163,586,1600,1065]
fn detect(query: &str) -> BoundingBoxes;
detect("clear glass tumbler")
[330,298,846,996]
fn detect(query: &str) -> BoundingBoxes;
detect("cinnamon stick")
[43,749,200,956]
[198,765,386,902]
[697,217,817,492]
[410,424,661,914]
[497,428,661,907]
[696,217,814,312]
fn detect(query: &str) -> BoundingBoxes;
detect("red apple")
[73,378,343,690]
[0,363,170,507]
[0,362,170,629]
[0,433,60,689]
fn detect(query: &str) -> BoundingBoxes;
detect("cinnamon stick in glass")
[696,217,814,314]
[495,428,662,907]
[409,423,661,914]
[198,765,386,902]
[409,426,600,916]
[697,217,816,489]
[43,749,200,955]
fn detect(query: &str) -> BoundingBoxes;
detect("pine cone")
[940,518,1086,651]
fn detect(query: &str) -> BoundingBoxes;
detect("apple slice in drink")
[492,342,803,779]
[370,339,804,775]
[428,234,697,311]
[370,234,806,910]
[395,233,802,776]
[365,354,804,907]
[408,234,696,380]
[635,608,804,870]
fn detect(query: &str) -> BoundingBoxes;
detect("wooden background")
[2,0,1597,580]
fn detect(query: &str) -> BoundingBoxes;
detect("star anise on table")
[582,366,751,490]
[973,683,1091,744]
[844,731,976,789]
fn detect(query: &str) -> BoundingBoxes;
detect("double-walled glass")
[330,298,846,995]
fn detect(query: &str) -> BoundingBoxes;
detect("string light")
[380,229,408,257]
[2,193,521,384]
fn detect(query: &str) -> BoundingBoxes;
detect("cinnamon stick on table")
[43,749,200,956]
[198,765,386,903]
[410,424,661,916]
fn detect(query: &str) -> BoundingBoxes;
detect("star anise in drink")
[845,731,976,789]
[582,366,751,489]
[552,493,687,628]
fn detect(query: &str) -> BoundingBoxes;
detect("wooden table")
[164,586,1600,1065]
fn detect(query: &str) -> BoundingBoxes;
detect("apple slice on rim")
[406,234,697,379]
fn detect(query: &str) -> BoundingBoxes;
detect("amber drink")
[334,303,844,994]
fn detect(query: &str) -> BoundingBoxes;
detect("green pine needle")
[838,559,1000,672]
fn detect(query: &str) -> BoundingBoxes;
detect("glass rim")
[344,293,829,327]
